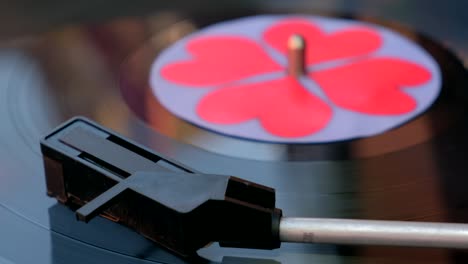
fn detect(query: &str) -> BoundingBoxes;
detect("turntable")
[0,1,468,264]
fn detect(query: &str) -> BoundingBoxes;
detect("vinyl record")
[0,5,468,264]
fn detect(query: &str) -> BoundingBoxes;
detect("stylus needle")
[280,217,468,248]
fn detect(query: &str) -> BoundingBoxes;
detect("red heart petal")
[263,19,382,65]
[311,58,432,115]
[197,77,332,138]
[161,36,282,87]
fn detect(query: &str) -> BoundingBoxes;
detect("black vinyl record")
[0,4,468,264]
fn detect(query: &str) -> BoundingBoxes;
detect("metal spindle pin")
[280,217,468,248]
[287,34,306,77]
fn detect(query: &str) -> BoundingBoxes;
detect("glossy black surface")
[0,1,468,264]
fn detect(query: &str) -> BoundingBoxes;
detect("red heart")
[263,19,382,65]
[311,58,432,114]
[161,36,281,87]
[197,77,332,138]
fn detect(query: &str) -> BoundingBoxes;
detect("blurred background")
[0,0,466,65]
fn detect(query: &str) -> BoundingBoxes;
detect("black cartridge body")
[41,117,282,257]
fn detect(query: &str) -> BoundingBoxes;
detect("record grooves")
[0,5,468,264]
